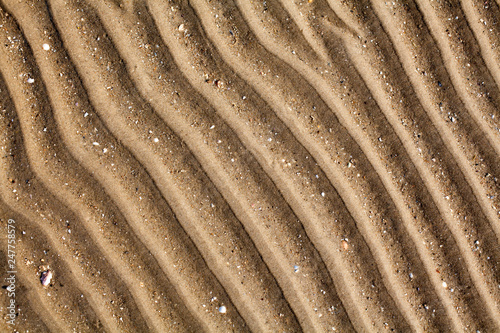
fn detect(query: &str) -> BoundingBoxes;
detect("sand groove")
[0,0,498,332]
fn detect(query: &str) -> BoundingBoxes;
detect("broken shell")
[40,270,53,286]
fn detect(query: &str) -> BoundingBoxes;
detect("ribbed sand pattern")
[0,0,499,332]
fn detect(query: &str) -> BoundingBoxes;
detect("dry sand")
[0,0,499,331]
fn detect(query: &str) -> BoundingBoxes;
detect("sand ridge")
[0,0,499,332]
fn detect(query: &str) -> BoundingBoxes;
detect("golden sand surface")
[0,0,499,331]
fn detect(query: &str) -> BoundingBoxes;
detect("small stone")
[218,305,226,313]
[42,43,50,51]
[40,270,53,287]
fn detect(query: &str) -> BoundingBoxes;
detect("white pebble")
[153,138,159,143]
[218,305,226,313]
[293,265,299,273]
[40,270,52,286]
[93,142,99,146]
[27,78,34,83]
[442,281,447,288]
[102,148,108,153]
[42,43,50,51]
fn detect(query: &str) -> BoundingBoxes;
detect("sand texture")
[0,0,499,332]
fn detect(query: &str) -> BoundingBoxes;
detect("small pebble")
[40,270,53,287]
[218,305,226,313]
[42,43,50,51]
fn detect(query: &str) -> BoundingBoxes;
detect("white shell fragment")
[40,270,53,286]
[218,305,226,313]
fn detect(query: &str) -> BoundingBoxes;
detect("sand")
[0,0,499,331]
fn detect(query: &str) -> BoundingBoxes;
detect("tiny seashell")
[40,270,53,286]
